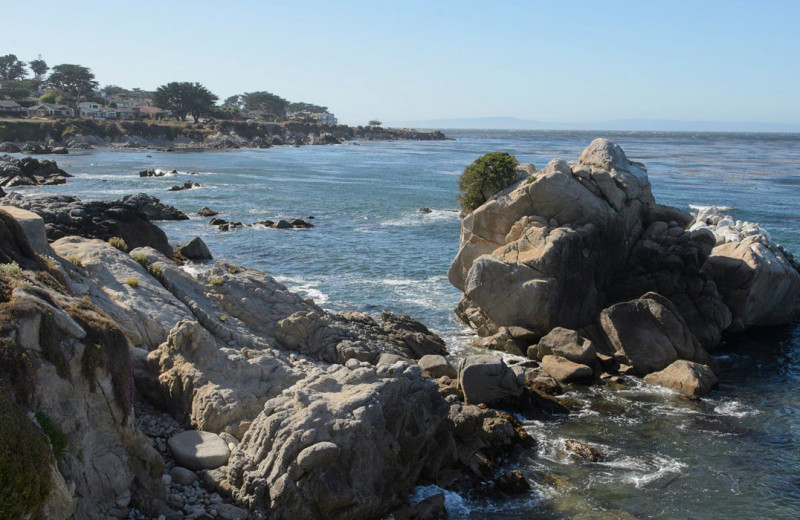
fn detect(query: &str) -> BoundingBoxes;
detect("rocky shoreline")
[0,139,798,520]
[0,120,448,153]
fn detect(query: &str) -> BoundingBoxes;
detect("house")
[28,103,73,118]
[114,106,140,120]
[314,112,337,125]
[0,100,24,115]
[79,102,103,119]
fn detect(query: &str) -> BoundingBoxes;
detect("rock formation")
[0,154,72,186]
[1,192,187,257]
[449,139,800,395]
[0,204,533,519]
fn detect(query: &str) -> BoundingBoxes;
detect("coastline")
[0,118,449,153]
[0,135,796,520]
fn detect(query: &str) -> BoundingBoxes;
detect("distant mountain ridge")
[388,116,800,133]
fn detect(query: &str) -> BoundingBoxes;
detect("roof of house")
[0,100,21,108]
[29,103,71,110]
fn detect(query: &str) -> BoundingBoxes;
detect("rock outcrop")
[0,154,72,186]
[449,139,800,396]
[2,192,187,257]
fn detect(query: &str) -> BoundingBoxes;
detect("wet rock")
[564,439,603,462]
[169,180,200,191]
[476,469,531,498]
[273,219,292,229]
[178,237,213,261]
[419,207,433,214]
[391,493,446,520]
[643,359,718,397]
[197,206,218,217]
[140,168,168,177]
[530,327,597,366]
[540,355,593,383]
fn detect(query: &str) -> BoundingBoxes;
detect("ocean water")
[8,130,800,519]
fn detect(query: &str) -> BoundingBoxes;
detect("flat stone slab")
[167,430,230,470]
[1,206,52,256]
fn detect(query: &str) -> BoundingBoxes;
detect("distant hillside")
[389,116,800,133]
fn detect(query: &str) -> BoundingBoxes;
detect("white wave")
[380,209,459,227]
[689,204,733,212]
[180,263,213,277]
[597,455,686,488]
[714,400,760,418]
[273,275,330,305]
[410,485,470,518]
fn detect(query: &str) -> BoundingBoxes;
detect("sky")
[2,0,799,127]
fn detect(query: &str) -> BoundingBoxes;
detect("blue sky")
[2,0,798,126]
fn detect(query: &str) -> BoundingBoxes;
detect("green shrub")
[147,264,164,283]
[0,387,53,519]
[132,253,150,269]
[210,277,224,286]
[35,412,67,462]
[66,256,83,268]
[108,237,128,252]
[457,151,519,213]
[124,278,139,288]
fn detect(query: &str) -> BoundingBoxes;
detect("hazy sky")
[3,0,798,126]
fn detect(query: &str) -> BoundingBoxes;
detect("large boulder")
[709,236,800,332]
[168,430,231,470]
[178,236,213,260]
[457,355,522,405]
[530,327,596,366]
[598,292,710,376]
[643,360,718,396]
[540,355,593,383]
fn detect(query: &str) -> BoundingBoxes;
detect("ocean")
[9,130,800,519]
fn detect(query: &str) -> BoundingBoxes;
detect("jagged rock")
[52,238,194,350]
[530,327,597,366]
[0,142,21,152]
[1,192,185,256]
[458,355,522,405]
[178,236,213,260]
[599,292,711,376]
[168,180,200,191]
[0,220,165,519]
[643,359,718,396]
[540,355,593,383]
[168,430,231,470]
[0,154,72,186]
[448,140,800,385]
[418,354,457,379]
[198,206,219,217]
[563,439,603,462]
[139,168,168,177]
[391,493,446,520]
[709,235,800,332]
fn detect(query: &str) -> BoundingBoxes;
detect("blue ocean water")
[9,130,800,519]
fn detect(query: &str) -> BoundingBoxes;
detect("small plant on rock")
[108,237,128,252]
[0,261,20,277]
[66,256,83,268]
[124,278,139,288]
[210,277,224,286]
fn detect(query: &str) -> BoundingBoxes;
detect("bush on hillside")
[457,151,518,213]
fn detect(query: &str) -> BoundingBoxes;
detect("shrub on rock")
[457,151,518,213]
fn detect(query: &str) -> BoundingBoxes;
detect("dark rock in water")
[119,193,188,221]
[209,217,228,226]
[273,219,292,229]
[254,220,274,228]
[564,439,603,462]
[476,469,531,498]
[50,147,69,155]
[0,192,182,257]
[291,218,313,228]
[0,154,72,187]
[0,142,21,153]
[391,493,446,520]
[219,221,243,232]
[178,237,213,261]
[197,206,218,217]
[139,168,167,177]
[419,207,433,214]
[168,180,199,191]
